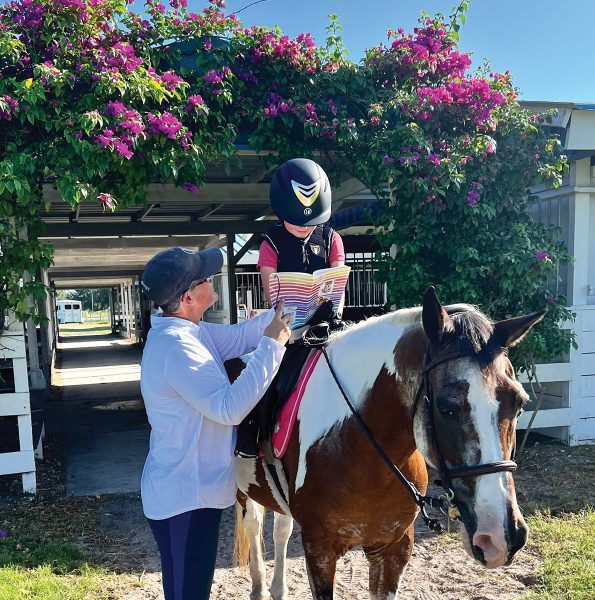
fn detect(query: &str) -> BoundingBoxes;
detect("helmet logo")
[304,208,312,216]
[291,179,320,207]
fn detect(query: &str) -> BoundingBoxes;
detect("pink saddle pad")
[268,349,323,459]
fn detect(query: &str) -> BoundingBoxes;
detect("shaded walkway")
[45,329,149,496]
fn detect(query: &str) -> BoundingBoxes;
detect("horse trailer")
[56,300,83,324]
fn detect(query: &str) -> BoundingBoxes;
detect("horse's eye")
[437,400,459,417]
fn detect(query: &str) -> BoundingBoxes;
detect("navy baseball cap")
[141,247,224,307]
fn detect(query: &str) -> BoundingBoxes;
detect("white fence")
[518,305,595,444]
[0,312,36,492]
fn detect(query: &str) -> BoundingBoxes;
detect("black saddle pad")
[235,301,338,458]
[235,344,312,457]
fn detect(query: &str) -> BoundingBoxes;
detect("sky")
[185,0,595,103]
[2,0,593,102]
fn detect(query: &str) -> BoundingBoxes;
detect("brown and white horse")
[234,289,543,599]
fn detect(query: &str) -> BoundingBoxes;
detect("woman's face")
[284,222,316,239]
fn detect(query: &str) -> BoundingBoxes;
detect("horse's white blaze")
[294,310,421,492]
[463,364,510,554]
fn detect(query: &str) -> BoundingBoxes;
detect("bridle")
[320,343,517,532]
[414,345,517,501]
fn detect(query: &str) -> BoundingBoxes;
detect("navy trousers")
[148,508,223,600]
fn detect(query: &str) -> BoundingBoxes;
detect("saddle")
[235,300,344,459]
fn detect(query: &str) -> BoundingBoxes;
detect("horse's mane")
[334,303,500,368]
[444,305,500,368]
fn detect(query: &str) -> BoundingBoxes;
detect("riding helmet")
[269,158,332,226]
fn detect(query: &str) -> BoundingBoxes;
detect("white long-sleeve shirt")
[140,310,285,520]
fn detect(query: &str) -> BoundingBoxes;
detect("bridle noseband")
[320,343,517,533]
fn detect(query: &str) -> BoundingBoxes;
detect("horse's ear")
[422,287,453,347]
[492,311,546,348]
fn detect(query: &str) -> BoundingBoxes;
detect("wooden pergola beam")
[42,220,272,237]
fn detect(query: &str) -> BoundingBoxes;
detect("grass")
[0,564,118,600]
[0,438,139,599]
[0,494,141,599]
[522,508,595,600]
[58,322,112,337]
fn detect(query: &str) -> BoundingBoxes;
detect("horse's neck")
[326,310,424,411]
[303,312,425,472]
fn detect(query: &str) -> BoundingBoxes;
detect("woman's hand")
[263,299,292,345]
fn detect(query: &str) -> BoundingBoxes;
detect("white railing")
[517,305,595,444]
[0,312,36,492]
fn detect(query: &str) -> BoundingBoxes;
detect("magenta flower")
[113,140,133,160]
[0,530,8,538]
[105,101,126,117]
[0,95,18,120]
[187,95,205,108]
[183,183,199,193]
[98,193,116,211]
[161,71,184,92]
[546,295,556,305]
[467,190,479,206]
[535,251,550,260]
[147,112,183,140]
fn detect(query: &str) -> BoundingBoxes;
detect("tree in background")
[344,8,574,368]
[0,0,571,369]
[56,289,110,311]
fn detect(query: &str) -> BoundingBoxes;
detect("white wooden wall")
[523,156,595,445]
[0,311,36,492]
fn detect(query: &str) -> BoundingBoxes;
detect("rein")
[320,344,517,533]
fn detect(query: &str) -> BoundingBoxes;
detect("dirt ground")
[2,437,593,599]
[97,439,594,600]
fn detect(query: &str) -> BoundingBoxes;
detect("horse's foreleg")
[301,531,338,600]
[269,512,294,600]
[363,525,414,600]
[243,498,271,600]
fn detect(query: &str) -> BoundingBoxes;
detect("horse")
[232,288,543,599]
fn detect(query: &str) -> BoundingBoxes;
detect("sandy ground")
[101,483,538,600]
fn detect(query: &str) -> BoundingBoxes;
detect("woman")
[140,246,291,600]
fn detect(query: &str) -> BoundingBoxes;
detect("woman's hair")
[160,279,204,314]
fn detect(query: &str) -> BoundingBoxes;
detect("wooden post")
[227,234,238,324]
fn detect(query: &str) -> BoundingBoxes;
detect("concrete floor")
[45,331,149,496]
